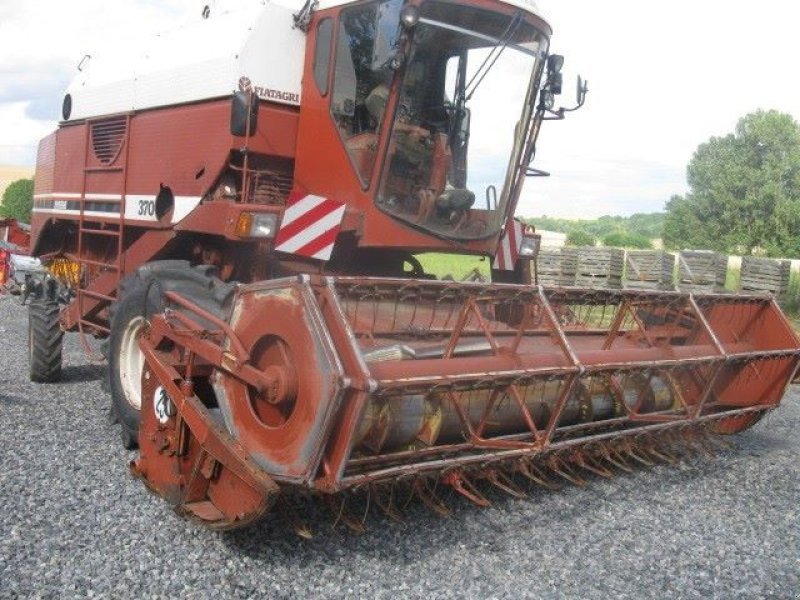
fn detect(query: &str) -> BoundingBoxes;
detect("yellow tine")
[603,448,634,473]
[517,459,561,490]
[371,484,405,523]
[327,496,366,535]
[549,457,588,487]
[578,453,615,478]
[414,478,452,517]
[484,468,527,499]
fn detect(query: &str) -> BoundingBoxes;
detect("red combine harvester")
[28,0,800,530]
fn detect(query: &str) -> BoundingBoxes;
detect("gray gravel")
[0,293,798,599]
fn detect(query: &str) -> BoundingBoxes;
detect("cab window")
[330,0,402,184]
[313,18,334,95]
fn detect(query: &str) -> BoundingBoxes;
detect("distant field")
[415,253,491,280]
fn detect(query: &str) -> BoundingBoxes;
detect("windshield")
[376,2,547,240]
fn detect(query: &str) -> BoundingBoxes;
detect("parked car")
[0,241,43,295]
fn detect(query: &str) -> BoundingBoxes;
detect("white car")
[1,247,44,294]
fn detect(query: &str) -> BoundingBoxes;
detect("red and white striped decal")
[274,193,346,262]
[492,219,523,271]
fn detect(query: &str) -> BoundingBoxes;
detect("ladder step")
[81,258,120,270]
[84,166,124,173]
[80,228,120,237]
[79,319,111,334]
[79,289,116,302]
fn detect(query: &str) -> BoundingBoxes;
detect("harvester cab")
[289,0,582,260]
[25,0,800,531]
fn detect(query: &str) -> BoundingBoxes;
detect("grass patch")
[725,266,740,292]
[415,253,491,281]
[782,270,800,318]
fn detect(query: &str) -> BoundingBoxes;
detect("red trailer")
[0,218,31,253]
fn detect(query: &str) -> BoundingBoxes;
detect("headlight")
[250,213,278,238]
[518,233,541,259]
[235,212,278,239]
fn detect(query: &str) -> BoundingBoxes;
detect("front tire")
[28,300,63,383]
[108,261,232,449]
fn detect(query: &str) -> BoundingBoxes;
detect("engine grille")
[247,163,294,205]
[91,117,128,165]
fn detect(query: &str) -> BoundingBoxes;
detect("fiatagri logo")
[238,76,299,104]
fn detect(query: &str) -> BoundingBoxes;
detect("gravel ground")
[0,294,798,599]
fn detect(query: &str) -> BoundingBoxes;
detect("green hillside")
[523,213,665,241]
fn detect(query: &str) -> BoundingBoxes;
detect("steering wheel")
[403,255,426,278]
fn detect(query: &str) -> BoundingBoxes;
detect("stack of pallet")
[624,251,676,290]
[575,247,624,289]
[677,250,728,293]
[739,256,791,298]
[536,248,578,287]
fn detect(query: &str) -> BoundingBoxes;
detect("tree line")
[523,214,663,249]
[526,110,800,256]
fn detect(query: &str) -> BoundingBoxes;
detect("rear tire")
[28,301,63,383]
[108,261,232,449]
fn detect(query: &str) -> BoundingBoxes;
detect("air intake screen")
[91,117,127,165]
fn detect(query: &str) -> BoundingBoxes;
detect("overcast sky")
[1,0,798,218]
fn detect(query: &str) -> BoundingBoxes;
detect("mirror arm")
[526,167,551,177]
[559,78,589,114]
[541,109,566,121]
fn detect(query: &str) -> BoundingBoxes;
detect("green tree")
[663,110,800,256]
[0,179,34,223]
[565,229,595,247]
[602,231,653,249]
[627,213,666,239]
[525,213,666,240]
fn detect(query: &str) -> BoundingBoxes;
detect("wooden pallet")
[574,247,624,289]
[624,251,676,290]
[537,248,578,287]
[677,250,727,293]
[740,256,791,297]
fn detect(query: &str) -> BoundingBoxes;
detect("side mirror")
[231,91,259,137]
[550,72,563,96]
[545,54,564,96]
[540,65,588,118]
[576,75,588,106]
[546,54,564,74]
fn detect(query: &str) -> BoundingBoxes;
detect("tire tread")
[29,301,63,383]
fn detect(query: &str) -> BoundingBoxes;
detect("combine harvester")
[28,0,800,530]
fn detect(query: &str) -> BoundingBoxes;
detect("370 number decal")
[138,199,155,217]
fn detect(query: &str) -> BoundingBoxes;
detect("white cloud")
[0,0,201,164]
[0,103,55,165]
[522,0,800,217]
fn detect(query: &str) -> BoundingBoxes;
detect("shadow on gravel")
[61,364,104,383]
[733,430,793,452]
[0,391,26,404]
[216,438,780,564]
[218,489,523,562]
